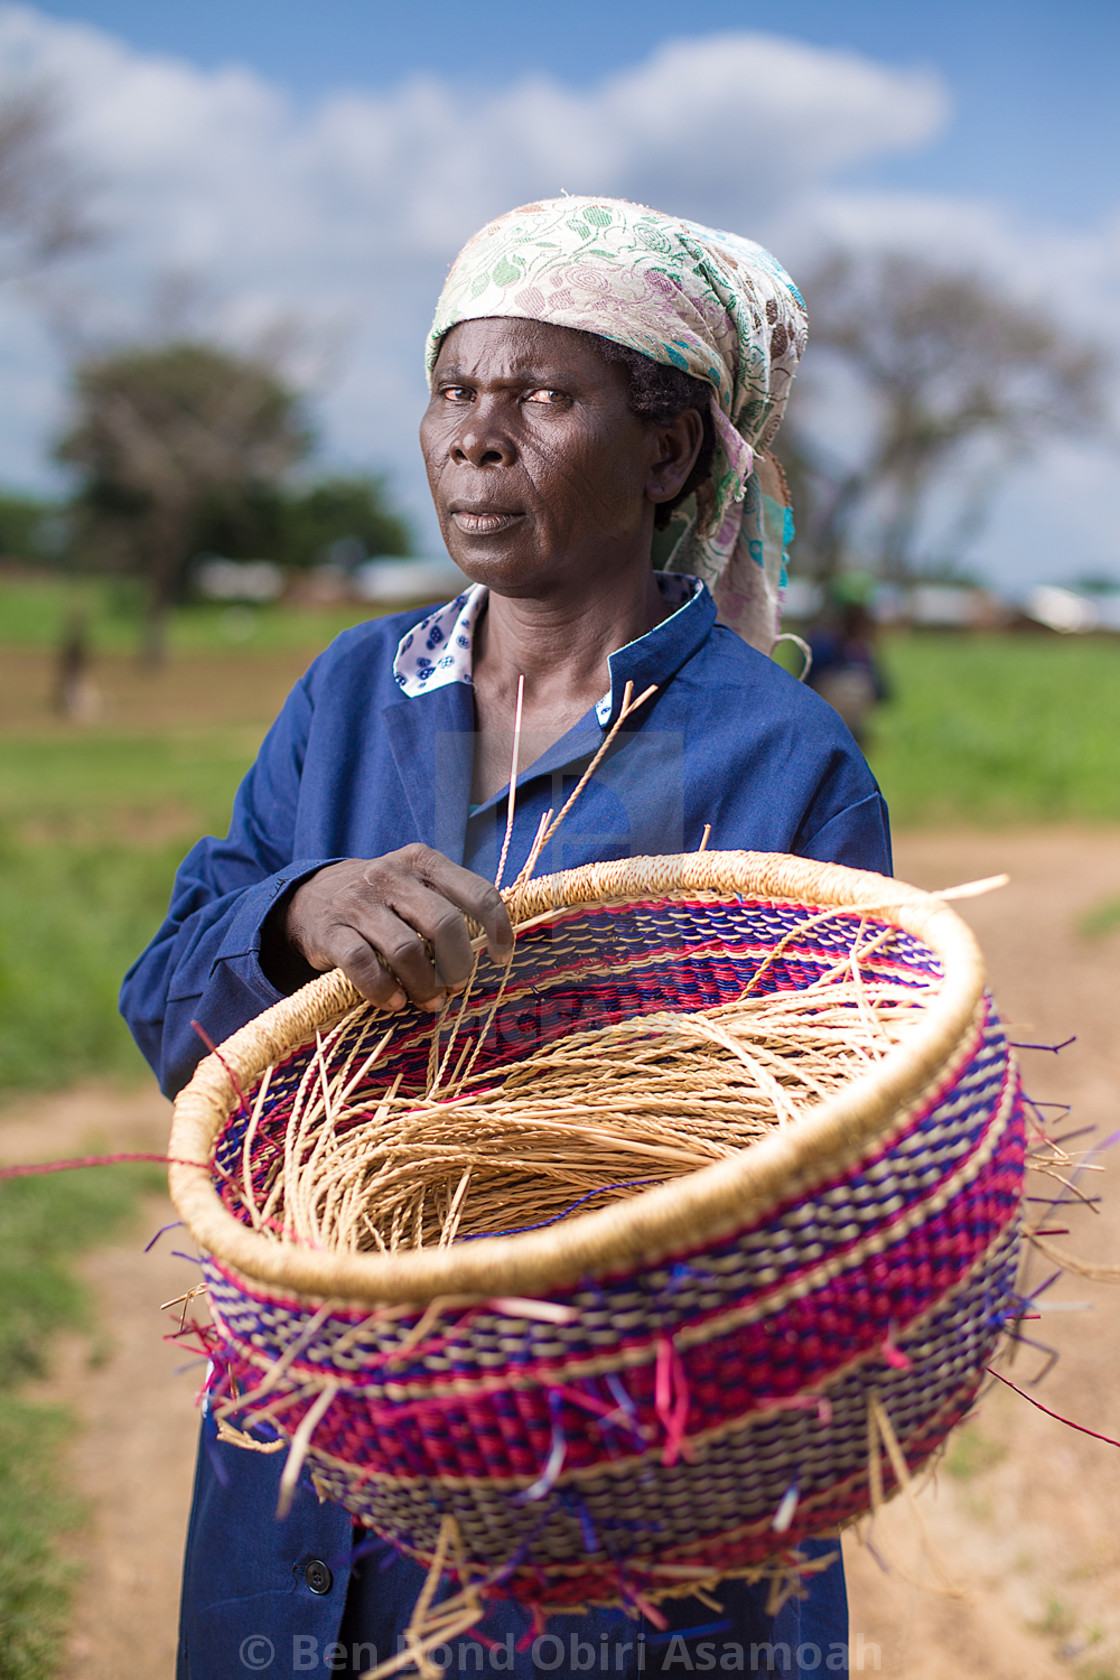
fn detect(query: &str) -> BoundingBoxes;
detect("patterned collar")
[393,573,703,726]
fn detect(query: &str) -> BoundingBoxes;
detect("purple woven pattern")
[207,1016,1021,1489]
[204,893,1024,1607]
[266,1218,1021,1607]
[207,1011,1022,1488]
[207,996,1018,1405]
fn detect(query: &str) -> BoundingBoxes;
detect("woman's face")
[421,317,689,600]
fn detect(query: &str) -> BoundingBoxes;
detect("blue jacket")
[121,582,890,1678]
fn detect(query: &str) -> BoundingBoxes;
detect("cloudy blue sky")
[2,0,1118,584]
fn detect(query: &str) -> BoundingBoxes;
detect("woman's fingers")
[319,925,409,1012]
[394,853,517,974]
[283,846,515,1012]
[299,901,447,1012]
[375,881,476,996]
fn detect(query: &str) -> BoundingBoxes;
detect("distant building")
[782,576,1120,635]
[1022,585,1120,634]
[194,557,285,603]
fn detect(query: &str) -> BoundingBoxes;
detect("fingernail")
[421,994,447,1013]
[386,990,406,1012]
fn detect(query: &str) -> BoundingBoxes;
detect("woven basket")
[169,851,1025,1613]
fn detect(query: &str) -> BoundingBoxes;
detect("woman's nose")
[449,401,514,468]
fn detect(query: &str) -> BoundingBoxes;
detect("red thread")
[987,1367,1120,1448]
[881,1331,912,1371]
[517,1604,548,1649]
[0,1151,207,1182]
[632,1593,669,1630]
[552,1383,639,1428]
[191,1018,250,1114]
[654,1335,694,1467]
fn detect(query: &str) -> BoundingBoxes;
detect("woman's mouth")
[449,507,524,536]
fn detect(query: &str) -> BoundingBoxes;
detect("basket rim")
[168,850,987,1304]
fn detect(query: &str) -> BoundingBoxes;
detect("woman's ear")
[645,408,704,509]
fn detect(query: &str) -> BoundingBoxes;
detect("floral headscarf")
[425,196,808,652]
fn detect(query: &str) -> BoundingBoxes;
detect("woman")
[123,198,890,1679]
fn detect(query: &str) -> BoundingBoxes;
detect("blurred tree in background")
[193,472,413,571]
[0,79,98,280]
[779,249,1108,583]
[56,341,313,665]
[275,474,412,566]
[0,492,62,564]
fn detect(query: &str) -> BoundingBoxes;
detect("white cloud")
[0,9,948,267]
[0,2,1116,582]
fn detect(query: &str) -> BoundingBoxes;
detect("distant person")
[806,589,890,748]
[52,610,100,723]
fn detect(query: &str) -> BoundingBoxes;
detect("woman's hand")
[268,845,514,1012]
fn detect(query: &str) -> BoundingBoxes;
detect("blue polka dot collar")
[393,573,702,726]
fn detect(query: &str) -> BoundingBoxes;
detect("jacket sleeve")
[119,670,344,1099]
[798,788,893,876]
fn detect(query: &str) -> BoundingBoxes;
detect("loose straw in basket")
[224,918,941,1257]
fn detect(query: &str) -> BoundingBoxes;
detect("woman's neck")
[468,564,668,805]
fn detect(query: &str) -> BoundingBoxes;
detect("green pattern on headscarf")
[426,196,808,651]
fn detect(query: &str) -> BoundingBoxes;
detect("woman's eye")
[524,388,567,406]
[440,385,472,402]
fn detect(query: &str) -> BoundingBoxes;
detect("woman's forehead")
[433,316,613,379]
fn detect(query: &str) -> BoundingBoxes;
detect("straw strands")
[170,852,1027,1647]
[225,949,938,1258]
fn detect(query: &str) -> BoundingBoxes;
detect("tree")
[278,475,413,567]
[0,491,63,564]
[192,472,413,573]
[0,81,97,280]
[56,341,312,664]
[779,249,1107,584]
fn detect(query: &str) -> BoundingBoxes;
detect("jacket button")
[305,1558,333,1595]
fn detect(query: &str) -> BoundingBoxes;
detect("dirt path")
[0,1085,199,1680]
[846,829,1120,1680]
[2,828,1118,1679]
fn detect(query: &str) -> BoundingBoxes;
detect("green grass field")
[867,632,1120,825]
[0,834,192,1092]
[0,729,261,836]
[0,571,378,656]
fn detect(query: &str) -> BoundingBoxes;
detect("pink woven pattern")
[304,1223,1019,1608]
[197,891,1025,1611]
